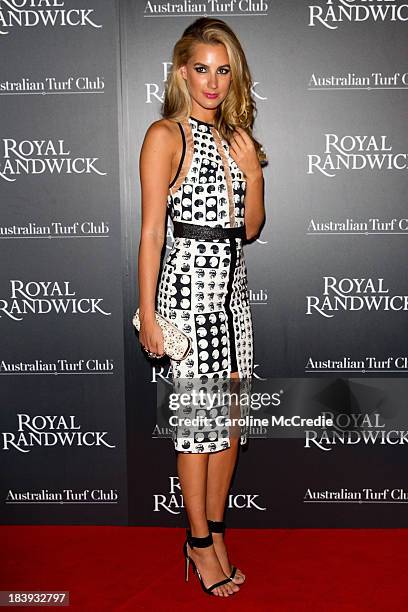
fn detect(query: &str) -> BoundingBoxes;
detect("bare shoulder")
[142,118,180,153]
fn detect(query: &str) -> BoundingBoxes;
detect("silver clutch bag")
[132,308,192,361]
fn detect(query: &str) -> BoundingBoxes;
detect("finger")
[231,138,246,161]
[230,139,242,156]
[232,128,248,147]
[157,342,165,356]
[154,343,164,356]
[157,337,165,355]
[229,140,240,157]
[229,149,240,167]
[235,126,251,141]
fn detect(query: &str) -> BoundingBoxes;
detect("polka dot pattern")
[156,116,254,453]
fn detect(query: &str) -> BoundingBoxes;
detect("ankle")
[189,544,212,557]
[211,533,224,543]
[186,529,213,551]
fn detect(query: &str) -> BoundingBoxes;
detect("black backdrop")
[1,0,407,527]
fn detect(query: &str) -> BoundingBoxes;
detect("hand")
[139,319,165,359]
[229,127,262,179]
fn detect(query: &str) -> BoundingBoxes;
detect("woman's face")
[180,42,232,115]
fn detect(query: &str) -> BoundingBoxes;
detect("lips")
[204,93,219,99]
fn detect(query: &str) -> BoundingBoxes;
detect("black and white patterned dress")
[156,115,254,453]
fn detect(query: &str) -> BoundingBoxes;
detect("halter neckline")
[189,115,215,128]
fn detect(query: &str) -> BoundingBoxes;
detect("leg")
[177,452,239,596]
[206,370,246,583]
[177,452,208,536]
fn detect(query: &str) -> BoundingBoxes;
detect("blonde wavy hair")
[162,17,267,166]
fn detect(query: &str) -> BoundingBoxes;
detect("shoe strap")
[207,520,225,534]
[207,576,233,592]
[186,529,213,548]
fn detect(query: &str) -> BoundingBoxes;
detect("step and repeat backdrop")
[0,0,128,524]
[1,0,407,527]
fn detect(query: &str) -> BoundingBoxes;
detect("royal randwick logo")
[0,0,102,35]
[308,0,407,29]
[1,414,116,453]
[306,276,408,318]
[0,138,106,182]
[150,361,268,384]
[154,476,266,514]
[304,411,408,452]
[308,133,407,177]
[0,280,111,321]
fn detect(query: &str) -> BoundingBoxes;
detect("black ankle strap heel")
[207,519,225,534]
[187,529,213,548]
[183,529,234,595]
[207,519,239,582]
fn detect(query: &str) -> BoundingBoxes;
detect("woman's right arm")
[138,121,175,357]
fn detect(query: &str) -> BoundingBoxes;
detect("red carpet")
[1,526,406,611]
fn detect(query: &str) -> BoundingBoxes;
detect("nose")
[207,72,218,90]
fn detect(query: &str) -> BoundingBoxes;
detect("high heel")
[208,519,244,583]
[183,529,235,596]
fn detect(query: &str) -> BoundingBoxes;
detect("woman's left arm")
[229,127,265,240]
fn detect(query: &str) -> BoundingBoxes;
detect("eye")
[194,66,230,75]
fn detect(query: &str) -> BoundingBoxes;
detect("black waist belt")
[173,221,246,240]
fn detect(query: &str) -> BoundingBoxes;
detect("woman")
[138,17,266,597]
